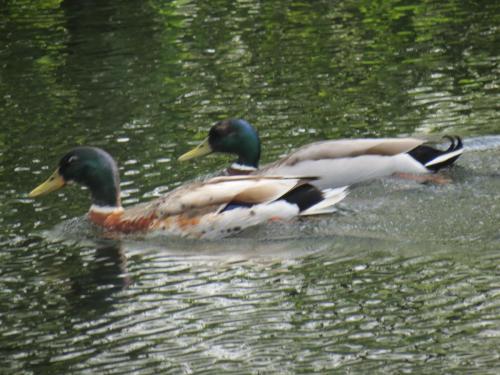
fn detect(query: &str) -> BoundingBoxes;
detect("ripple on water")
[2,214,500,374]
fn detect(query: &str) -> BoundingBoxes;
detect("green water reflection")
[0,0,499,373]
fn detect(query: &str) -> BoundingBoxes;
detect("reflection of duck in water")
[179,119,464,187]
[29,147,347,239]
[66,239,130,318]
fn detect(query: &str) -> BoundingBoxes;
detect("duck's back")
[258,138,427,189]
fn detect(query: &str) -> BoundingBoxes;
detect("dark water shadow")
[65,239,130,319]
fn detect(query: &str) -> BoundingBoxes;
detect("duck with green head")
[179,119,261,174]
[29,146,348,239]
[179,119,464,188]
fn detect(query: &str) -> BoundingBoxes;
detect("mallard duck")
[29,147,348,239]
[178,119,464,189]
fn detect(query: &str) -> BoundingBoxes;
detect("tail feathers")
[279,183,324,212]
[222,183,348,217]
[408,136,463,171]
[300,186,348,216]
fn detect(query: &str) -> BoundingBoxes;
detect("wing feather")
[122,176,310,220]
[268,138,426,168]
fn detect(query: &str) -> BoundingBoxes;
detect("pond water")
[1,0,499,373]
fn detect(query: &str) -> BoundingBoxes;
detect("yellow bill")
[29,169,66,198]
[178,138,213,162]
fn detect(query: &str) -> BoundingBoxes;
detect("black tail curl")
[442,135,463,153]
[408,136,463,172]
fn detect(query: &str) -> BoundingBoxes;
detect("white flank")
[196,201,300,239]
[266,154,428,189]
[392,153,430,174]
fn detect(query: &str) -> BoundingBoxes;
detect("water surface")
[1,0,499,373]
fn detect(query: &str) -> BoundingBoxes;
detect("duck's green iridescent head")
[179,119,261,168]
[29,147,121,208]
